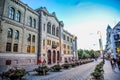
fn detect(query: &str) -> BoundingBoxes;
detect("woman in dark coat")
[116,57,120,70]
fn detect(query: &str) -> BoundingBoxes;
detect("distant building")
[111,22,120,58]
[0,0,39,67]
[105,22,120,58]
[62,30,78,63]
[105,25,112,57]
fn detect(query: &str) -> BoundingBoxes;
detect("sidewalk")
[103,60,120,80]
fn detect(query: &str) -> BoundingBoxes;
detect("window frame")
[9,7,15,20]
[16,10,21,22]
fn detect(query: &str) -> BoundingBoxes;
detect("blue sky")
[21,0,120,50]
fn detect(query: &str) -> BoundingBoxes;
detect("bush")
[91,61,104,80]
[62,63,70,69]
[34,65,49,75]
[2,67,27,80]
[51,64,62,72]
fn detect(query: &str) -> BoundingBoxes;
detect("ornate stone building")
[0,0,39,68]
[36,7,78,66]
[62,30,78,63]
[0,0,78,70]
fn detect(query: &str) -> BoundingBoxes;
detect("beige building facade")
[0,0,39,67]
[36,7,78,66]
[0,0,78,70]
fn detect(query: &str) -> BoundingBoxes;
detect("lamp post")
[97,31,104,63]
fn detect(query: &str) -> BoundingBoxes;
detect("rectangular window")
[44,24,45,31]
[67,45,70,49]
[6,60,11,65]
[6,43,11,51]
[13,44,18,52]
[52,41,55,45]
[63,34,66,40]
[47,40,49,45]
[64,50,66,54]
[70,38,72,43]
[67,36,69,41]
[64,44,66,49]
[32,46,35,53]
[43,40,45,48]
[27,45,30,53]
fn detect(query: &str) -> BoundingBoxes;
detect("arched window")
[33,19,36,28]
[28,16,32,27]
[47,22,51,34]
[52,25,55,35]
[32,35,35,42]
[56,27,59,37]
[16,10,21,22]
[9,7,15,19]
[14,30,19,39]
[7,28,13,38]
[27,34,31,41]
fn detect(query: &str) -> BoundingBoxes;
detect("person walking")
[110,57,117,69]
[116,57,120,70]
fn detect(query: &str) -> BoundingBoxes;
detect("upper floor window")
[47,22,51,34]
[9,7,15,19]
[70,38,72,43]
[67,36,69,41]
[52,25,55,35]
[63,34,66,40]
[32,35,35,42]
[27,34,31,41]
[7,28,13,38]
[33,19,36,28]
[16,10,21,22]
[43,24,45,31]
[14,30,19,39]
[28,16,32,27]
[56,27,59,37]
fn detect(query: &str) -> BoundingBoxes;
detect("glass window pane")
[6,43,11,51]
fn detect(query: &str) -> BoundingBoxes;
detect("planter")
[34,66,49,75]
[2,67,26,80]
[52,65,62,72]
[62,64,70,69]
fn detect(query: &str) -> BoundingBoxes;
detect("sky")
[21,0,120,50]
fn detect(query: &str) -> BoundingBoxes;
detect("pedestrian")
[116,57,120,70]
[110,57,117,69]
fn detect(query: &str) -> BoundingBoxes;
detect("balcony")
[52,44,57,49]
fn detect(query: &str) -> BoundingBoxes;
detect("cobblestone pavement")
[103,60,120,80]
[24,61,100,80]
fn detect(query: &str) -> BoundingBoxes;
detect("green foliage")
[34,66,49,75]
[91,61,104,80]
[51,64,62,71]
[2,67,27,80]
[78,49,101,59]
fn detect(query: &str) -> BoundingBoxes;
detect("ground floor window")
[27,45,30,53]
[32,46,35,53]
[6,43,11,51]
[6,60,11,65]
[13,44,18,52]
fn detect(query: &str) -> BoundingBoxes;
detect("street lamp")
[97,31,104,62]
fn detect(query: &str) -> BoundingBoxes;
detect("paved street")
[24,61,100,80]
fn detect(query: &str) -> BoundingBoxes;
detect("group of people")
[110,56,120,70]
